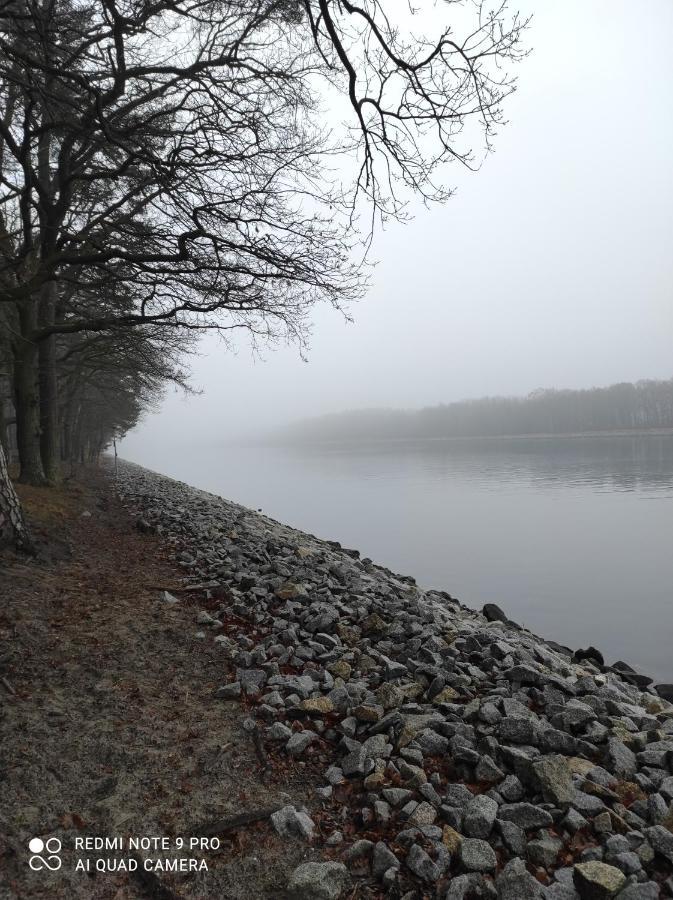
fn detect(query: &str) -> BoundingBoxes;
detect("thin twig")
[191,805,282,838]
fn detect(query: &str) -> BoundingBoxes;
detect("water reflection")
[286,435,673,497]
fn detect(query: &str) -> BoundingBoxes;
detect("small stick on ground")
[192,805,282,838]
[250,723,271,783]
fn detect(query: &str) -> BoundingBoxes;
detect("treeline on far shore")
[278,379,673,444]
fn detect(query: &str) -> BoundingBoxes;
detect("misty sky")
[122,0,673,458]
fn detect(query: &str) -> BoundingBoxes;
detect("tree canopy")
[0,0,527,542]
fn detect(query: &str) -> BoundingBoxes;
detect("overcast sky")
[122,0,673,458]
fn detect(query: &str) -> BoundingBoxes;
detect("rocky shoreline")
[114,459,673,899]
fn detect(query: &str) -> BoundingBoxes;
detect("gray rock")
[271,805,315,840]
[572,861,625,899]
[443,874,484,900]
[532,754,575,805]
[496,860,544,899]
[341,744,368,776]
[499,775,524,802]
[373,799,390,823]
[479,703,503,725]
[463,794,498,838]
[570,790,607,817]
[382,788,413,807]
[539,728,578,756]
[416,729,449,755]
[504,665,546,687]
[287,730,316,756]
[343,839,374,864]
[407,801,437,827]
[646,824,673,863]
[381,655,407,680]
[611,851,641,874]
[655,683,673,702]
[372,841,399,879]
[647,792,669,824]
[499,716,541,745]
[605,738,637,778]
[502,698,539,720]
[614,883,660,899]
[444,784,475,809]
[237,668,267,692]
[476,754,505,783]
[499,802,553,830]
[483,603,508,623]
[544,886,580,900]
[559,701,595,731]
[498,819,527,856]
[287,861,351,899]
[406,843,439,882]
[214,681,242,699]
[563,808,589,833]
[460,838,497,872]
[659,776,673,802]
[604,835,630,856]
[267,722,292,740]
[528,835,563,869]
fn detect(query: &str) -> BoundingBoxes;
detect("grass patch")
[15,476,92,530]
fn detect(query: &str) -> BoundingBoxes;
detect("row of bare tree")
[281,380,673,443]
[0,0,526,548]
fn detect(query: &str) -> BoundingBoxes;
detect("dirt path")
[0,470,319,900]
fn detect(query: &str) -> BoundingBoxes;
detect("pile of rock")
[116,461,673,899]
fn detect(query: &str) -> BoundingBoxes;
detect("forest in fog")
[280,378,673,443]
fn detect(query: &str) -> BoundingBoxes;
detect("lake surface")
[127,435,673,681]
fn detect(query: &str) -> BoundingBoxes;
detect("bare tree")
[0,437,30,549]
[0,0,527,483]
[57,321,194,465]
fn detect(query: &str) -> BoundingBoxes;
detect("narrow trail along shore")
[2,460,673,900]
[1,469,321,900]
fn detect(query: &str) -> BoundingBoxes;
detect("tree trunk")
[61,396,73,462]
[14,302,46,485]
[0,386,7,455]
[0,438,31,550]
[39,281,59,483]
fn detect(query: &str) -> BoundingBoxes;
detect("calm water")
[129,435,673,681]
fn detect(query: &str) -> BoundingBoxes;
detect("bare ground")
[0,468,328,900]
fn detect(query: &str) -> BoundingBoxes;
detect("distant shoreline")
[267,426,673,448]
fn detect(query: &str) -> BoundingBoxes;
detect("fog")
[121,0,673,463]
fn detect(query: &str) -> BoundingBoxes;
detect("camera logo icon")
[28,837,62,871]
